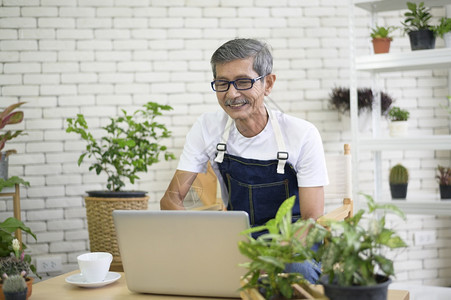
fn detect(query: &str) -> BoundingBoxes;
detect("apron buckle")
[216,143,227,151]
[277,151,289,160]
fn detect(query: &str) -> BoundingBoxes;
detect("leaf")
[0,176,30,192]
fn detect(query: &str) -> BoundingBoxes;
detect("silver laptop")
[112,210,250,298]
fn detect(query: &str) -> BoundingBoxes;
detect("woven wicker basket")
[84,196,149,271]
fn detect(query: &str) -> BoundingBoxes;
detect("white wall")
[0,0,450,286]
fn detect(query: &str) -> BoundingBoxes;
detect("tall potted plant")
[315,194,407,300]
[66,101,175,271]
[370,25,396,54]
[401,2,435,50]
[387,106,409,137]
[389,164,409,199]
[436,165,450,199]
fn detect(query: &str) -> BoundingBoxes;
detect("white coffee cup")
[77,252,113,283]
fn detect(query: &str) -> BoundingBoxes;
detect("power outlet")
[414,230,436,246]
[36,256,62,273]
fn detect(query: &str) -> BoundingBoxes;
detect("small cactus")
[390,164,409,184]
[2,275,27,293]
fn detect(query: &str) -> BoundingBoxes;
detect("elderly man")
[160,38,328,283]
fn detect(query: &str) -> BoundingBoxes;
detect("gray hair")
[210,38,273,78]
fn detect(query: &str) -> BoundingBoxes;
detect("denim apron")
[214,108,301,227]
[214,108,321,283]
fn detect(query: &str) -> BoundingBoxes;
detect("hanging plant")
[328,87,393,116]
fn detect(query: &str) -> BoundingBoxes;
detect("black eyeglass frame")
[210,74,267,92]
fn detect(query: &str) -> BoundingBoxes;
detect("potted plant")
[436,165,450,199]
[389,164,409,199]
[1,275,27,300]
[315,194,407,300]
[0,218,39,300]
[370,25,396,54]
[238,196,327,300]
[434,17,451,48]
[401,2,435,50]
[66,101,175,271]
[0,103,25,181]
[387,106,409,137]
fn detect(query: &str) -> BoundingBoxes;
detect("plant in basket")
[314,194,407,300]
[66,101,175,271]
[238,196,327,300]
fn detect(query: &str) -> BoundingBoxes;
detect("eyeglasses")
[211,75,267,92]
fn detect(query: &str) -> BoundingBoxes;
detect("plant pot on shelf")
[0,278,33,300]
[390,183,408,199]
[439,185,451,200]
[408,29,436,50]
[84,191,148,272]
[444,32,451,48]
[320,275,391,300]
[372,38,391,54]
[389,121,408,137]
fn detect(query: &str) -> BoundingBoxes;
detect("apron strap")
[267,108,288,174]
[214,117,233,163]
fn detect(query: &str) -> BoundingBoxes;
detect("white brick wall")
[0,0,450,286]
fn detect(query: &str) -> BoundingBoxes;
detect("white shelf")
[358,135,451,151]
[355,0,451,13]
[356,48,451,72]
[378,199,451,215]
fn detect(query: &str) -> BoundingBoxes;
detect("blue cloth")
[285,260,322,284]
[217,153,300,227]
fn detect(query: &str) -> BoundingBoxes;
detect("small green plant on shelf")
[436,165,450,186]
[390,164,409,185]
[401,1,433,33]
[370,25,396,39]
[387,106,410,121]
[434,17,451,38]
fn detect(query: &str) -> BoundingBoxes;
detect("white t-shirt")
[177,108,329,203]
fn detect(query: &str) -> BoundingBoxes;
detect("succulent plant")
[2,274,27,293]
[390,164,409,184]
[0,102,25,156]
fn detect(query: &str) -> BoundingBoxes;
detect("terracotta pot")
[0,277,33,300]
[372,38,391,54]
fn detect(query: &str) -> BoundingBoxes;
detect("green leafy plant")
[316,194,407,286]
[66,102,175,192]
[401,2,433,33]
[0,102,25,157]
[390,164,409,184]
[387,106,410,121]
[238,196,325,299]
[434,17,451,38]
[0,218,39,281]
[329,87,393,116]
[436,165,451,186]
[2,274,27,293]
[370,25,396,39]
[0,176,30,193]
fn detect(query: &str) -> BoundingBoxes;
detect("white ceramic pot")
[389,121,408,137]
[444,32,451,48]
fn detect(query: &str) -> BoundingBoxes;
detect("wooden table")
[31,270,409,300]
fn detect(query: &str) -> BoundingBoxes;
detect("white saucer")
[65,271,121,288]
